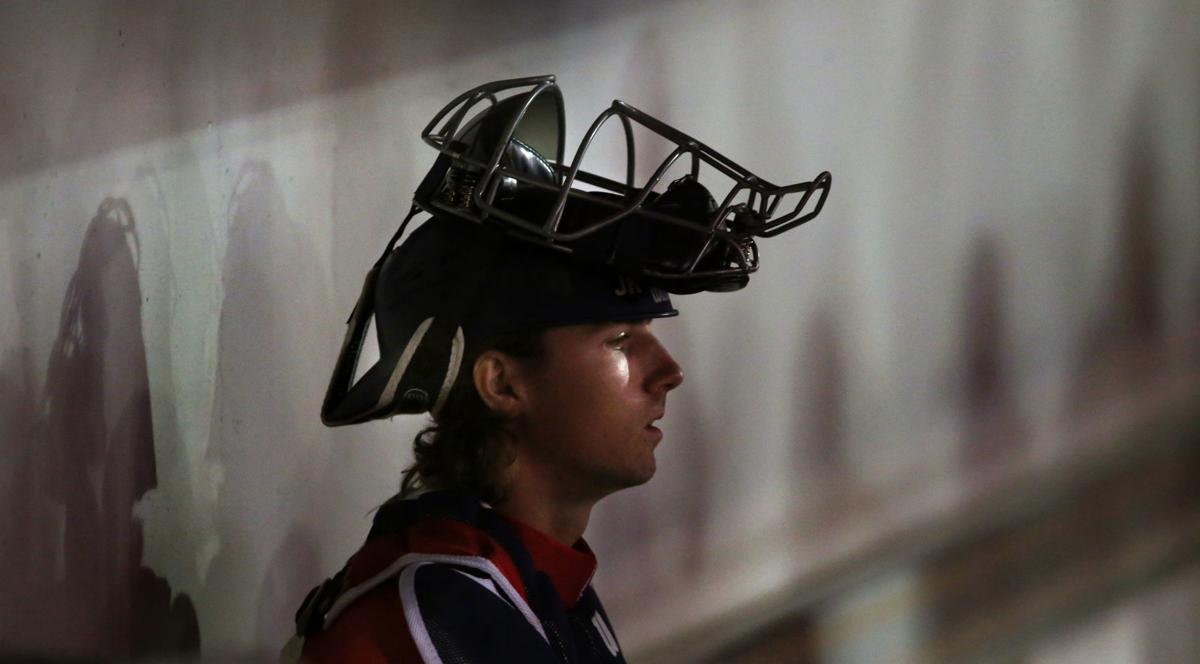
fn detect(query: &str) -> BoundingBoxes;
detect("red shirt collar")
[499,514,597,608]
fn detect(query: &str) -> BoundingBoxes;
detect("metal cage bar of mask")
[418,75,831,285]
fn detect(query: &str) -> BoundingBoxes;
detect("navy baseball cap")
[321,214,677,425]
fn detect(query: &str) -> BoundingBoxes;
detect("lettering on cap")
[614,275,642,297]
[614,275,669,304]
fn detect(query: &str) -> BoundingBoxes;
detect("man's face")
[511,320,684,501]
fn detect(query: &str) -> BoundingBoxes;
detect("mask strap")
[320,205,421,426]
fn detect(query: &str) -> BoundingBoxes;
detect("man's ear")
[473,351,525,417]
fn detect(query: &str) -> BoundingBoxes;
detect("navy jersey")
[290,492,626,663]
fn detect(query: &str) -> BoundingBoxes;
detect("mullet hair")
[398,329,546,504]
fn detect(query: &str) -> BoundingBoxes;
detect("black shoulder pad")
[407,564,561,663]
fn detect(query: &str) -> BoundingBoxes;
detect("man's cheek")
[613,354,630,383]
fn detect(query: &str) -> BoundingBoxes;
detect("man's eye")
[606,332,630,349]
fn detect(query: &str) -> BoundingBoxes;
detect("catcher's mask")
[322,74,830,425]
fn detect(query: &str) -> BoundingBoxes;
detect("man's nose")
[648,340,684,394]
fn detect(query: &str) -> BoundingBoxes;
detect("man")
[289,75,830,663]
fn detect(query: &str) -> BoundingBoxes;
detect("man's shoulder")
[300,531,554,663]
[298,576,416,663]
[294,513,530,648]
[399,560,560,662]
[342,515,524,591]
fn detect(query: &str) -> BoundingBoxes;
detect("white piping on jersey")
[592,611,620,657]
[452,567,500,596]
[397,555,549,662]
[398,563,443,664]
[376,316,434,411]
[319,552,549,656]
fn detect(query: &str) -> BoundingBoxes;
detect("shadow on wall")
[256,526,321,651]
[793,305,848,498]
[203,160,326,652]
[958,234,1027,474]
[1070,91,1165,416]
[0,200,200,659]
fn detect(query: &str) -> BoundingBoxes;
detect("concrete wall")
[1,0,1197,659]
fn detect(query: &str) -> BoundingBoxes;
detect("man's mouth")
[645,410,665,435]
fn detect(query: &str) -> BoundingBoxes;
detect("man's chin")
[593,464,657,499]
[621,459,657,488]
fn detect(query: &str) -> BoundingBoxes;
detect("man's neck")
[494,472,598,546]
